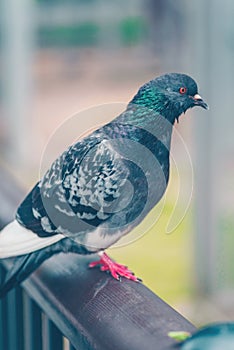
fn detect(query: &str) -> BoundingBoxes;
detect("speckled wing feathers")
[16,131,130,247]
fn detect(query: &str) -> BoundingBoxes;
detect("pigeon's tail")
[0,220,65,298]
[0,249,52,298]
[0,220,64,259]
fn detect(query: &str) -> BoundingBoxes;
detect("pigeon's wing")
[16,132,131,245]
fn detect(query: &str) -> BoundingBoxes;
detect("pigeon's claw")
[89,252,141,282]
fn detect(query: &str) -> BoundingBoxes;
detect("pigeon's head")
[130,73,208,124]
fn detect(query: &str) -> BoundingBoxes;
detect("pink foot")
[89,252,142,282]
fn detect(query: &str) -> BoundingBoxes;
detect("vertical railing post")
[42,314,64,350]
[0,267,8,350]
[23,293,43,350]
[6,288,24,350]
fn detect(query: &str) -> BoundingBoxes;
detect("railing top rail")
[0,166,196,350]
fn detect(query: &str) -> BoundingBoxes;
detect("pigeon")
[0,73,208,298]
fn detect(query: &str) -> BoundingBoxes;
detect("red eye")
[179,87,187,94]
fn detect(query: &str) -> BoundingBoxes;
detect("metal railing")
[0,166,196,350]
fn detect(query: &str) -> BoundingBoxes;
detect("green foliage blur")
[38,23,100,47]
[37,18,148,48]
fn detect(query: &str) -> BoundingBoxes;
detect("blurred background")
[0,0,234,326]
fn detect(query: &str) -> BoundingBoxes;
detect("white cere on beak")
[193,94,202,100]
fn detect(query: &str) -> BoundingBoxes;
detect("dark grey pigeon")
[0,73,208,297]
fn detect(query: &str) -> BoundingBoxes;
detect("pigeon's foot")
[89,252,141,282]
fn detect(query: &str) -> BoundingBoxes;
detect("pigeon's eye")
[179,87,187,94]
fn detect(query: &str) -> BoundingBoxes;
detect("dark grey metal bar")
[0,166,196,350]
[42,314,63,350]
[23,293,43,350]
[69,343,77,350]
[0,266,8,350]
[6,287,24,350]
[0,301,8,350]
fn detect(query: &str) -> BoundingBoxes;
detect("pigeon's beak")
[193,94,209,110]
